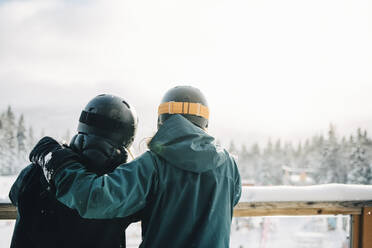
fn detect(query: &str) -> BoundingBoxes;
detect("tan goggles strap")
[158,102,209,120]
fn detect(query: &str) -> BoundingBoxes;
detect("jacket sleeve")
[232,159,242,207]
[9,164,35,206]
[53,151,157,219]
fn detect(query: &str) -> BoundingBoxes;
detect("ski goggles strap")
[79,111,127,131]
[158,102,209,120]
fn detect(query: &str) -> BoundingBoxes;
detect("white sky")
[0,0,371,148]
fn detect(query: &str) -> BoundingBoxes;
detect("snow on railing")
[234,184,372,217]
[234,184,372,216]
[241,184,372,202]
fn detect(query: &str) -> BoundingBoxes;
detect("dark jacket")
[9,135,141,248]
[53,115,241,248]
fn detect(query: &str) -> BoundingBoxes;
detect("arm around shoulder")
[53,151,158,219]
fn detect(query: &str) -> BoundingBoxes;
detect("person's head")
[157,86,209,130]
[77,94,138,149]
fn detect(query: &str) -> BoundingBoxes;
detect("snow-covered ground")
[0,220,15,248]
[0,176,16,248]
[230,216,349,248]
[0,177,352,247]
[0,175,16,203]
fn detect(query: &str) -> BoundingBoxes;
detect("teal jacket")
[54,115,241,248]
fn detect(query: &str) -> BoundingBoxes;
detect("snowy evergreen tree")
[237,144,250,178]
[315,124,347,183]
[0,106,34,175]
[0,115,5,174]
[348,145,371,184]
[295,142,302,158]
[228,140,238,155]
[17,114,27,153]
[282,141,295,168]
[27,126,35,151]
[255,139,283,185]
[275,139,282,153]
[15,114,28,172]
[249,143,261,184]
[0,106,17,174]
[263,139,273,156]
[251,143,260,156]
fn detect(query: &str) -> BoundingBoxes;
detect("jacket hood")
[149,115,228,173]
[69,133,127,175]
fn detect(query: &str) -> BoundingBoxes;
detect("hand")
[30,136,79,181]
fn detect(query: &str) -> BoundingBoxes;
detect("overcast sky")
[0,0,371,149]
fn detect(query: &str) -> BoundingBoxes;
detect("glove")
[69,134,128,175]
[29,136,62,167]
[29,136,80,182]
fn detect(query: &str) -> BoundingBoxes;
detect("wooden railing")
[2,184,372,247]
[0,203,16,219]
[233,200,372,248]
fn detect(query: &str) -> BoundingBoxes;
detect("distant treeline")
[229,124,372,185]
[1,106,372,186]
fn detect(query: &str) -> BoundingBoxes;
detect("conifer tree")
[240,144,249,161]
[27,126,35,151]
[275,139,282,153]
[348,145,371,184]
[316,124,343,183]
[264,138,273,156]
[0,106,33,175]
[296,142,303,158]
[17,114,27,153]
[251,143,260,156]
[228,140,238,155]
[304,139,310,152]
[0,106,17,174]
[0,114,4,174]
[238,144,250,179]
[250,143,261,184]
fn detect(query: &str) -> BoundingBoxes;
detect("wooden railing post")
[361,207,372,248]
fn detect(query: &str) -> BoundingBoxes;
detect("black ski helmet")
[158,86,209,129]
[78,94,138,148]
